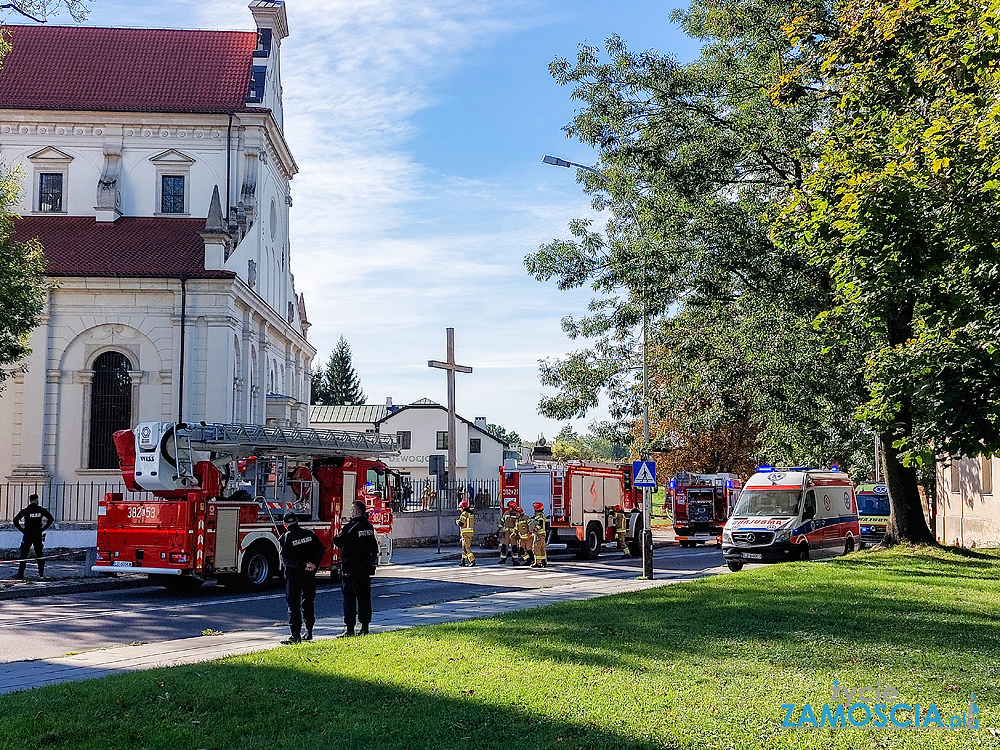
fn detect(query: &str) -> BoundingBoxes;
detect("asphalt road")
[0,545,728,664]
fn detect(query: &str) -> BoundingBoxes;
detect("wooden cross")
[428,328,473,491]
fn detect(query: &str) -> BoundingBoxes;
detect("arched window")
[88,351,133,469]
[232,337,242,422]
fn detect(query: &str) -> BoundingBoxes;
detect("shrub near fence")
[0,482,152,524]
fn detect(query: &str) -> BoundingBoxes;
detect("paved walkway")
[0,572,680,696]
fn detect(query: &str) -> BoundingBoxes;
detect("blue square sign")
[632,460,656,488]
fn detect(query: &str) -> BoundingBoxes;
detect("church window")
[436,431,449,450]
[161,175,185,214]
[88,352,133,469]
[253,28,273,58]
[247,66,267,103]
[38,173,64,212]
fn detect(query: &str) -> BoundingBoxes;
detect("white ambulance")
[721,466,859,572]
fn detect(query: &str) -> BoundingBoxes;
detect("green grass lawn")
[2,546,997,750]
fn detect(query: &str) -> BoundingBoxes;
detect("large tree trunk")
[880,433,936,545]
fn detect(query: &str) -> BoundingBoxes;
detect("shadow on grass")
[0,660,669,750]
[444,548,1000,671]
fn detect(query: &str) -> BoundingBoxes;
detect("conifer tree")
[311,336,365,406]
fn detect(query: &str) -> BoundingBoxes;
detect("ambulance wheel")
[240,543,277,591]
[843,536,855,555]
[151,574,204,592]
[798,544,810,561]
[726,561,744,572]
[582,522,603,560]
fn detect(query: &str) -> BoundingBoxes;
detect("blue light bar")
[757,465,774,473]
[830,465,839,472]
[788,466,812,472]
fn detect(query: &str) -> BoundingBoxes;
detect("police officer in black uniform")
[333,500,379,637]
[278,512,326,644]
[13,494,54,579]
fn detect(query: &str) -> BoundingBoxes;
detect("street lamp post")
[542,154,654,579]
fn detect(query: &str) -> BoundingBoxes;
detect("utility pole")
[428,328,473,512]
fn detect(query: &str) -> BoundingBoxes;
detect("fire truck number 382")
[126,506,156,520]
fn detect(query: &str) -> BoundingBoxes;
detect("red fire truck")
[667,472,743,546]
[500,461,641,558]
[91,421,400,591]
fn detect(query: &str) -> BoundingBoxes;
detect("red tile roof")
[13,216,236,279]
[0,25,258,114]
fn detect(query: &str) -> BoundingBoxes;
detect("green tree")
[310,336,366,406]
[775,0,1000,544]
[0,3,91,385]
[0,174,46,387]
[527,0,872,474]
[484,422,521,449]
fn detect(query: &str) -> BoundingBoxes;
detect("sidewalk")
[0,571,684,696]
[0,529,678,601]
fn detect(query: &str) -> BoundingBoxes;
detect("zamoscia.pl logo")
[782,681,979,730]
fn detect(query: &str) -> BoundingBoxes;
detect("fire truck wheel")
[240,543,278,591]
[726,561,744,572]
[582,522,603,560]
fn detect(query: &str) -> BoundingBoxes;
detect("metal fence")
[396,478,503,513]
[0,482,151,524]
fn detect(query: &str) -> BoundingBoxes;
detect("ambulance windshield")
[733,489,801,517]
[857,494,890,516]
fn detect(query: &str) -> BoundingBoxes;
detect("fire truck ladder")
[180,422,399,460]
[164,422,399,487]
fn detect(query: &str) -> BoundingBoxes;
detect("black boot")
[359,624,369,636]
[302,629,313,641]
[281,633,302,645]
[338,627,356,638]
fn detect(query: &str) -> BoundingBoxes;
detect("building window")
[161,175,185,214]
[950,458,960,492]
[436,431,448,450]
[983,456,993,495]
[247,65,267,103]
[397,431,411,450]
[88,352,133,469]
[38,173,64,212]
[470,438,482,454]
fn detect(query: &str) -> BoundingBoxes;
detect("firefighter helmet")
[533,502,544,512]
[516,505,524,513]
[460,500,470,510]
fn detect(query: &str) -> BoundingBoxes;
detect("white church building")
[0,1,314,524]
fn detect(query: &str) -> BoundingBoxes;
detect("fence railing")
[1,477,503,524]
[0,482,152,524]
[395,478,503,513]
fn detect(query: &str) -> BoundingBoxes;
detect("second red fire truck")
[667,472,743,546]
[92,421,400,591]
[500,460,641,558]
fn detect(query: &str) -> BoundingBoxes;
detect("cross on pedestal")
[428,328,472,494]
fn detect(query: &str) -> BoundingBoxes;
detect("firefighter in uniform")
[278,512,326,644]
[497,501,514,564]
[613,505,631,556]
[515,505,532,566]
[529,501,548,568]
[12,494,54,579]
[456,500,476,566]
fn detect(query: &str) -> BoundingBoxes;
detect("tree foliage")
[775,0,1000,543]
[551,423,627,462]
[483,422,521,449]
[310,336,366,406]
[1,1,90,22]
[527,0,872,472]
[0,172,47,386]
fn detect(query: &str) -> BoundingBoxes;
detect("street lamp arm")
[541,154,603,175]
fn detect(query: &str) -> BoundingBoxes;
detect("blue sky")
[66,0,700,442]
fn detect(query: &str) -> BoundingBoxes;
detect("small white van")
[721,467,859,572]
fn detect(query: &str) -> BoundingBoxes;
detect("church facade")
[0,1,313,518]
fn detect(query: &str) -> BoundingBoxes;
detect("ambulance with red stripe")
[721,466,859,572]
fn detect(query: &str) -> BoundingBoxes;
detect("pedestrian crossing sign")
[632,461,656,488]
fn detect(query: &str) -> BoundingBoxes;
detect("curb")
[0,576,153,601]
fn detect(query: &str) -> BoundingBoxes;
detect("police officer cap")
[283,512,298,524]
